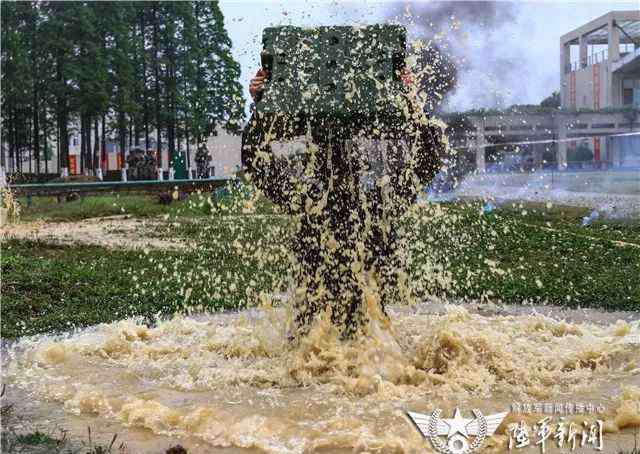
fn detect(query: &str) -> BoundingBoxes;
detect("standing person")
[241,65,442,339]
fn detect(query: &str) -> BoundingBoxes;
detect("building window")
[623,88,633,105]
[622,79,640,107]
[72,136,78,146]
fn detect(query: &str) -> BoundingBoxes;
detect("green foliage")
[413,202,640,309]
[16,193,216,223]
[2,426,123,454]
[1,1,246,174]
[2,199,638,339]
[2,240,189,338]
[540,91,560,108]
[15,431,57,447]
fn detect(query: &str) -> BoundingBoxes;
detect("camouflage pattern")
[242,24,444,339]
[258,25,407,119]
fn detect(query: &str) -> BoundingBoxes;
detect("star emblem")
[406,406,509,454]
[442,407,472,438]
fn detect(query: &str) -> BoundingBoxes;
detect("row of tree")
[1,1,245,175]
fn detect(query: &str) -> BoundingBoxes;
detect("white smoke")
[384,1,636,112]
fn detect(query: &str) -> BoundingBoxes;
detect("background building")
[451,10,640,173]
[560,11,640,110]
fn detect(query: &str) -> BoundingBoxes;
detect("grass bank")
[2,194,639,339]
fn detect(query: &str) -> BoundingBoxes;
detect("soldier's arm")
[241,70,301,212]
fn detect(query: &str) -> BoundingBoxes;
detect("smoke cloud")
[387,1,535,111]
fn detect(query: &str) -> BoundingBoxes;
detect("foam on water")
[3,301,639,453]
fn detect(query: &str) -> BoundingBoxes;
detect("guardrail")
[9,177,233,198]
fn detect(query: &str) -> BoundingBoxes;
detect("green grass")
[16,193,208,223]
[15,431,58,447]
[2,191,287,338]
[497,201,640,245]
[414,202,639,308]
[14,181,276,223]
[2,195,639,339]
[1,425,125,454]
[18,194,164,222]
[2,240,189,338]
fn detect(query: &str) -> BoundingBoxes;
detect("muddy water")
[3,302,640,453]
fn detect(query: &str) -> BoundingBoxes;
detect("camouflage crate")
[257,24,407,118]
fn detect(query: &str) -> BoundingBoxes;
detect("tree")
[1,1,246,176]
[1,1,35,173]
[184,1,244,145]
[41,1,77,174]
[541,91,561,108]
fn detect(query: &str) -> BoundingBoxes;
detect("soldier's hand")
[249,69,269,101]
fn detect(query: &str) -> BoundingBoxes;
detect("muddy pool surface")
[2,301,639,454]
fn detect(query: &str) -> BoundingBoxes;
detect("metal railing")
[8,177,232,197]
[587,49,608,66]
[565,49,609,73]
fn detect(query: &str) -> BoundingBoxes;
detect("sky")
[218,0,639,112]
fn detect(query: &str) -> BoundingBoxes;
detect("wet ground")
[3,300,639,454]
[1,215,190,251]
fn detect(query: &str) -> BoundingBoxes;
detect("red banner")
[69,155,77,175]
[593,138,601,162]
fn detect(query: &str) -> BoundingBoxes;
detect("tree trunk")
[141,13,150,151]
[57,52,69,173]
[119,110,126,168]
[129,119,133,149]
[7,105,14,172]
[153,4,162,167]
[94,118,100,170]
[139,12,149,151]
[80,114,85,174]
[135,121,140,147]
[86,115,92,172]
[168,59,176,163]
[101,114,106,170]
[17,110,23,173]
[56,121,60,174]
[43,114,49,174]
[186,129,190,170]
[33,88,40,174]
[60,109,69,172]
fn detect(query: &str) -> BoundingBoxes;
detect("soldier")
[242,65,443,339]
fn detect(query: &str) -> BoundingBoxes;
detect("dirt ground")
[0,215,190,251]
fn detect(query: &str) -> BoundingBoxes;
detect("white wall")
[201,127,242,177]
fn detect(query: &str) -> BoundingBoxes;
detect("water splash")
[4,302,639,453]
